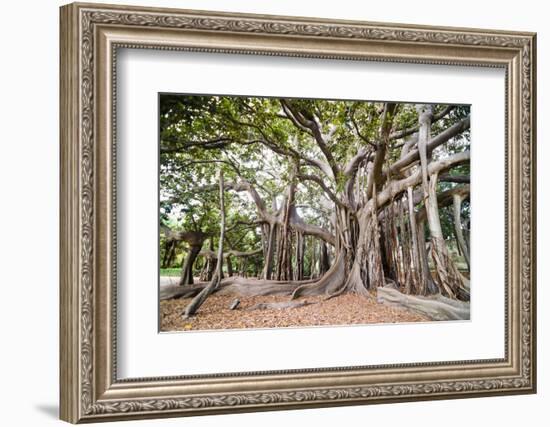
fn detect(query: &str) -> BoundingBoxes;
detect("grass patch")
[160,268,180,277]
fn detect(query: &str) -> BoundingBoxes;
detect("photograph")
[158,94,471,332]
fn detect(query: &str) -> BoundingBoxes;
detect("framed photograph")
[60,2,537,423]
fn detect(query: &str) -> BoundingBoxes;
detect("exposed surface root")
[161,276,317,301]
[340,261,371,297]
[246,300,315,311]
[161,283,207,300]
[376,286,470,321]
[217,277,315,296]
[291,254,346,299]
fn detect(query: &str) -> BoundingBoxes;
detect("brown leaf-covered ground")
[160,293,431,332]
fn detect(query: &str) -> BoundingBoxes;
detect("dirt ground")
[160,293,431,332]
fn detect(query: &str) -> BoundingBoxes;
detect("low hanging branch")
[199,248,263,259]
[182,169,226,318]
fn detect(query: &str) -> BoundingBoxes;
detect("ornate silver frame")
[60,2,536,423]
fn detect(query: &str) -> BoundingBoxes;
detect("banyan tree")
[159,94,471,317]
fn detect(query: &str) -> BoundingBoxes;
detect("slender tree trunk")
[319,242,330,275]
[253,260,259,278]
[464,220,470,254]
[201,239,215,281]
[226,254,233,277]
[426,172,469,300]
[199,259,207,281]
[166,241,177,267]
[381,208,395,282]
[398,197,413,293]
[294,231,305,280]
[260,223,269,258]
[396,200,406,286]
[407,186,422,294]
[183,170,226,318]
[453,193,470,270]
[276,181,296,280]
[417,104,433,195]
[417,219,437,295]
[161,240,174,268]
[309,236,321,279]
[365,186,385,290]
[261,222,277,280]
[241,258,248,277]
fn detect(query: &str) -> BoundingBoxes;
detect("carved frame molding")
[60,2,536,423]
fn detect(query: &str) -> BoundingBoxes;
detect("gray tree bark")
[453,193,470,270]
[183,170,226,318]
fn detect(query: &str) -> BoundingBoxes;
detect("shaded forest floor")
[160,293,431,332]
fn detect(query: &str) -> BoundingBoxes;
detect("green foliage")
[160,94,470,262]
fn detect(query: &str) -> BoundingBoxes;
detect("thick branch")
[225,180,270,220]
[439,174,470,184]
[416,185,470,223]
[290,214,336,246]
[417,104,433,197]
[343,148,370,177]
[280,99,339,178]
[280,100,311,133]
[228,179,336,245]
[368,151,470,215]
[387,116,470,176]
[389,105,456,140]
[200,248,263,259]
[161,227,207,246]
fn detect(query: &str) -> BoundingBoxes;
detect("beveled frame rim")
[60,2,536,423]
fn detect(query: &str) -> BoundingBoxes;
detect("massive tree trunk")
[285,146,469,300]
[161,228,207,285]
[179,243,202,286]
[291,252,346,298]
